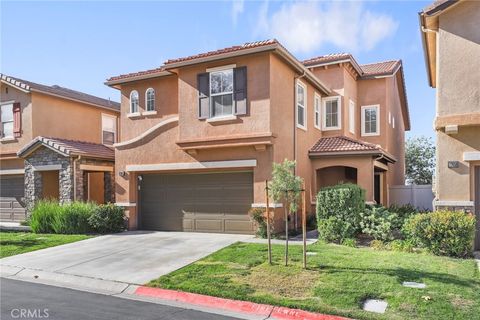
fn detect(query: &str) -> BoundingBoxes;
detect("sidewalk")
[241,230,319,246]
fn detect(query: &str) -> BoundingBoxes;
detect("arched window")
[146,88,155,112]
[129,90,139,113]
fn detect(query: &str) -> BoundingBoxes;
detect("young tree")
[269,159,303,266]
[405,136,435,185]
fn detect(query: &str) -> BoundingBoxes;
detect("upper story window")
[129,90,139,113]
[349,100,355,134]
[361,105,380,136]
[146,88,155,112]
[210,69,234,118]
[322,96,341,130]
[198,65,247,121]
[102,114,117,145]
[314,93,321,130]
[1,103,14,138]
[296,81,307,129]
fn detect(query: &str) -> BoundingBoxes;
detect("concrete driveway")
[0,231,252,285]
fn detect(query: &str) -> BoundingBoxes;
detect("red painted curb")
[134,286,350,320]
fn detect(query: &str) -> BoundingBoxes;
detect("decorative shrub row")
[29,200,125,234]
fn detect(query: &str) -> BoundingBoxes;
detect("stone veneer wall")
[24,147,73,211]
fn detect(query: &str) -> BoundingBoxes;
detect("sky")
[0,0,436,139]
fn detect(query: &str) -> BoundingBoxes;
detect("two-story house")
[0,74,120,221]
[419,0,480,249]
[106,39,409,234]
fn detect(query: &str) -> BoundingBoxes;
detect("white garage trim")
[251,203,283,208]
[32,164,62,171]
[464,152,480,161]
[0,169,25,175]
[126,159,257,172]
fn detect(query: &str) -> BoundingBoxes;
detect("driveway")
[0,231,252,285]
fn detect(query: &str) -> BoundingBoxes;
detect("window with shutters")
[210,69,234,118]
[322,96,341,130]
[361,105,380,136]
[102,114,117,145]
[129,90,139,114]
[145,88,155,112]
[296,81,306,130]
[0,103,14,138]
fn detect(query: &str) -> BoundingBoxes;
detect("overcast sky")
[1,0,435,139]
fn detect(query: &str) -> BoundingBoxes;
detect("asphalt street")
[0,278,240,320]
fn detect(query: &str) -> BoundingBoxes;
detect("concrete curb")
[134,286,350,320]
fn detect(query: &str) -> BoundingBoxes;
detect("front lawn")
[0,231,92,258]
[149,242,480,320]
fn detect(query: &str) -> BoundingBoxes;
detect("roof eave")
[419,12,436,88]
[105,70,173,87]
[305,58,363,77]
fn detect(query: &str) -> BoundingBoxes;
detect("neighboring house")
[0,74,120,221]
[419,0,480,249]
[106,39,410,234]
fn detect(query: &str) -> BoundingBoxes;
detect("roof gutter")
[419,12,436,88]
[105,70,173,87]
[304,58,363,77]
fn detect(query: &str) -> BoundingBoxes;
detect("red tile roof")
[106,67,167,82]
[18,136,115,160]
[1,74,120,111]
[361,60,401,77]
[302,53,352,66]
[310,136,380,153]
[164,39,278,65]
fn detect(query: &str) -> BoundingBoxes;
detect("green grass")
[149,242,480,320]
[0,231,92,258]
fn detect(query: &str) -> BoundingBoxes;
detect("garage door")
[0,175,26,222]
[139,172,254,234]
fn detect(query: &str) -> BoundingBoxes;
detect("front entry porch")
[17,136,115,211]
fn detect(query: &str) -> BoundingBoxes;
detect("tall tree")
[405,136,435,185]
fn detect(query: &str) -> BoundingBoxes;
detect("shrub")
[30,200,61,233]
[341,238,357,248]
[52,201,96,234]
[88,204,126,233]
[248,208,274,238]
[390,239,415,253]
[388,204,419,230]
[370,239,386,251]
[403,210,475,258]
[318,216,355,243]
[316,183,365,242]
[359,206,398,241]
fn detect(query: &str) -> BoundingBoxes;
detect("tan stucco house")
[0,74,120,221]
[419,0,480,249]
[106,39,410,234]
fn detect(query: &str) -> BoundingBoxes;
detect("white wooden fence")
[389,185,434,211]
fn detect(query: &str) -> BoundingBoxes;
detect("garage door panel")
[140,172,254,234]
[0,175,26,222]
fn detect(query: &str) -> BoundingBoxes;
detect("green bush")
[52,201,96,234]
[403,210,475,258]
[30,200,61,233]
[341,238,357,248]
[318,216,355,243]
[88,204,125,233]
[248,207,274,238]
[388,204,419,230]
[316,183,365,242]
[359,205,398,241]
[390,239,415,253]
[370,239,386,251]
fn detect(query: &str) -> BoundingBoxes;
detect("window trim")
[296,80,307,130]
[209,68,234,119]
[145,88,155,112]
[0,102,14,139]
[322,96,342,131]
[361,104,380,137]
[129,90,139,114]
[101,113,117,145]
[314,93,321,130]
[349,99,355,134]
[392,116,395,129]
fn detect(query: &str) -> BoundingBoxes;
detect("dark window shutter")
[13,102,21,137]
[197,73,210,119]
[234,66,247,115]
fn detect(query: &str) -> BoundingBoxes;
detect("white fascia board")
[0,169,25,175]
[464,152,480,162]
[251,203,283,208]
[434,200,474,207]
[126,159,257,172]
